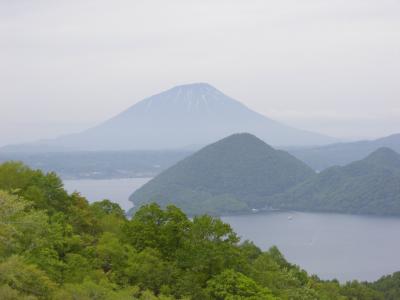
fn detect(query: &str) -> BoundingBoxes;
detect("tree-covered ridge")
[286,133,400,171]
[130,133,315,216]
[368,272,400,300]
[0,161,397,299]
[267,147,400,216]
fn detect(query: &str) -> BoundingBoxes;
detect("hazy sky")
[1,0,400,146]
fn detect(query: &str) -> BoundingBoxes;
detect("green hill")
[267,147,400,216]
[129,133,315,215]
[286,133,400,171]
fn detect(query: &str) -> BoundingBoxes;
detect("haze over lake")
[64,178,151,211]
[64,178,400,283]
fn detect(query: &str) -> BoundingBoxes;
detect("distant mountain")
[1,83,335,152]
[0,150,191,179]
[129,133,315,215]
[267,147,400,216]
[286,133,400,171]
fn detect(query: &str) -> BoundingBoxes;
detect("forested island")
[130,134,315,216]
[1,161,400,299]
[267,147,400,216]
[129,134,400,217]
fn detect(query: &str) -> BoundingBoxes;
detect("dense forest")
[130,134,314,216]
[267,148,400,216]
[0,161,399,299]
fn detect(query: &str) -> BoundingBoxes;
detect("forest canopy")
[0,161,397,299]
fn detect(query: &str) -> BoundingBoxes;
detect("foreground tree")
[0,162,396,299]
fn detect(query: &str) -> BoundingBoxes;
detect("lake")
[223,211,400,282]
[63,178,400,282]
[64,178,151,211]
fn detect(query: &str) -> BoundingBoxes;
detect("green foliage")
[368,272,400,300]
[0,284,37,300]
[0,161,397,299]
[0,255,56,298]
[340,281,383,300]
[123,203,191,258]
[207,269,276,299]
[0,191,49,258]
[131,133,315,215]
[267,148,400,216]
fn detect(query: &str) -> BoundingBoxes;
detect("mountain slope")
[268,147,400,216]
[286,133,400,171]
[129,133,315,215]
[2,83,335,152]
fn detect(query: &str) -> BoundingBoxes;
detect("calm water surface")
[63,178,151,211]
[223,212,400,282]
[63,178,400,282]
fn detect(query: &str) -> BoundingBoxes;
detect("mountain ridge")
[267,147,400,216]
[287,133,400,171]
[1,83,336,152]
